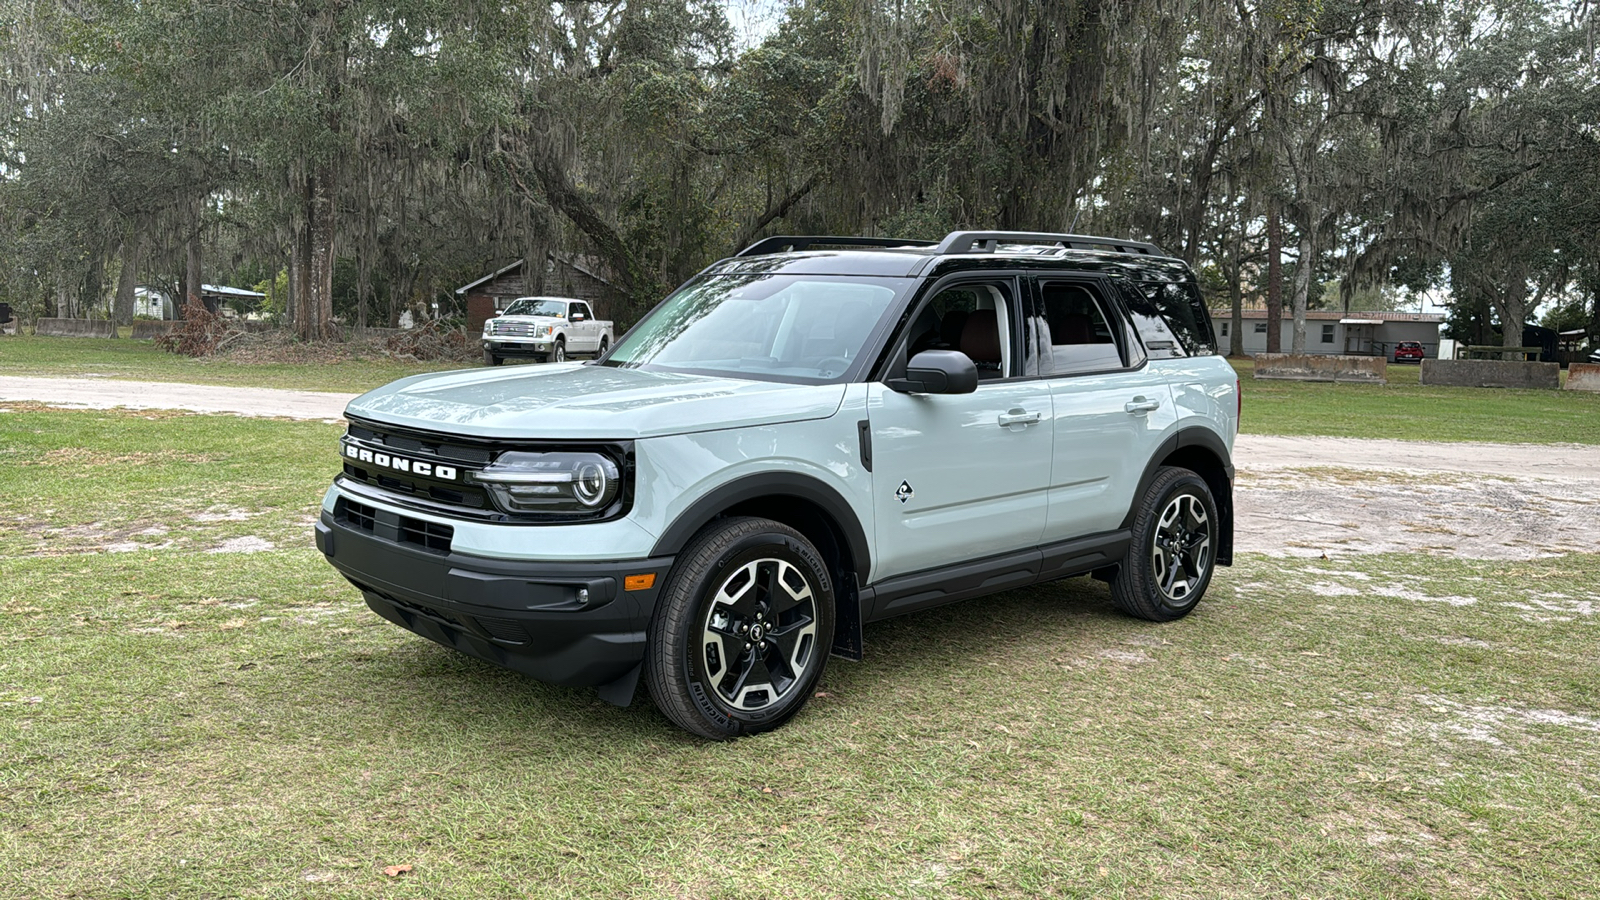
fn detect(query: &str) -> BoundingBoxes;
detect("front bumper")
[483,338,552,357]
[316,511,673,692]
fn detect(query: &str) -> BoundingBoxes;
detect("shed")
[456,254,622,334]
[1216,310,1445,358]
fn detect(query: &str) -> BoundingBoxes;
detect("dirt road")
[4,375,1596,559]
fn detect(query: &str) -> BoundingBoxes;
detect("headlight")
[483,320,496,336]
[535,325,553,338]
[472,451,621,515]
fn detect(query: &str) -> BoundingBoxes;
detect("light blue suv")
[316,231,1239,739]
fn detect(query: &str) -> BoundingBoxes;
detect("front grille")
[338,499,377,532]
[336,496,452,554]
[346,424,491,465]
[492,322,544,338]
[400,518,454,554]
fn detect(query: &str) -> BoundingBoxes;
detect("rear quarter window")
[1125,282,1217,359]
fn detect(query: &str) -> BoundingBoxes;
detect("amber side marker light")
[625,573,657,591]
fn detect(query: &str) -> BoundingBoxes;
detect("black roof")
[710,230,1193,283]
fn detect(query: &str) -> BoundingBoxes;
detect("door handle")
[1124,397,1162,415]
[998,409,1042,428]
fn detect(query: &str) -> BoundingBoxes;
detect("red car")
[1393,341,1425,363]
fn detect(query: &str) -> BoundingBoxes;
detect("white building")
[1216,310,1445,357]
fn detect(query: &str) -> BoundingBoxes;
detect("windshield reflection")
[603,273,907,384]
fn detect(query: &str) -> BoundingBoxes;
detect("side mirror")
[493,309,503,317]
[886,350,979,394]
[571,313,586,322]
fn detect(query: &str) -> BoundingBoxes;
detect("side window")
[1126,281,1218,358]
[1321,323,1334,344]
[903,281,1015,380]
[1253,322,1267,334]
[1030,281,1127,376]
[572,302,591,320]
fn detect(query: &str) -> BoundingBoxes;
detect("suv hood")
[346,364,847,439]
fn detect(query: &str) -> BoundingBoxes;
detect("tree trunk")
[81,256,105,321]
[1498,278,1528,361]
[1290,229,1313,355]
[1266,206,1283,354]
[300,167,337,341]
[113,232,140,326]
[1228,223,1244,357]
[185,235,206,315]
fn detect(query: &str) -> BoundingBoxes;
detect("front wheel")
[646,517,835,740]
[483,348,502,367]
[551,339,566,363]
[1111,466,1218,622]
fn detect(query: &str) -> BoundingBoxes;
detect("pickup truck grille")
[490,321,544,337]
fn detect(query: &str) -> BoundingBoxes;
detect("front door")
[867,278,1054,584]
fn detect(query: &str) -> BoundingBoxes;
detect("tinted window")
[1028,281,1125,375]
[1127,282,1217,358]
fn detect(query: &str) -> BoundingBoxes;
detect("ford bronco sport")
[317,231,1238,739]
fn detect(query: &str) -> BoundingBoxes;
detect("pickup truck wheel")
[595,337,608,357]
[646,516,835,740]
[1111,466,1218,622]
[551,339,565,363]
[483,349,502,367]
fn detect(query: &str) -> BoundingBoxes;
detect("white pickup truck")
[480,296,615,366]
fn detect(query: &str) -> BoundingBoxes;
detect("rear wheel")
[646,517,834,740]
[483,348,502,367]
[595,337,608,358]
[1111,466,1218,622]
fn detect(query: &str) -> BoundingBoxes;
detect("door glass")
[1034,282,1125,376]
[904,282,1013,379]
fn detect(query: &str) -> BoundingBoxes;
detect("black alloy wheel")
[1111,466,1218,622]
[646,517,834,739]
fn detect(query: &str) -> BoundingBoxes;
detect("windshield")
[603,274,907,383]
[503,298,568,317]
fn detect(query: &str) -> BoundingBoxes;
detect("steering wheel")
[814,357,851,378]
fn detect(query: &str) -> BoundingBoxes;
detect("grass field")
[0,334,467,394]
[1229,358,1600,444]
[3,405,1599,898]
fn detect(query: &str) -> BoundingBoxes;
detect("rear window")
[1126,282,1217,359]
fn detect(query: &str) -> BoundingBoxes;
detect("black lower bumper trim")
[318,513,673,690]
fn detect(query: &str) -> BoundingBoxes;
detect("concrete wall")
[1565,363,1600,392]
[1420,359,1560,390]
[1253,353,1388,383]
[35,318,117,338]
[131,320,176,340]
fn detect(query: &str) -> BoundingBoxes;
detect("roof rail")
[735,235,937,257]
[933,231,1168,257]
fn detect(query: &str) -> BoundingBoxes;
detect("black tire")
[1111,466,1219,622]
[483,348,502,367]
[595,337,608,358]
[551,338,566,363]
[646,516,835,740]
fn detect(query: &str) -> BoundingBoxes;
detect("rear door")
[1032,276,1176,542]
[867,276,1054,586]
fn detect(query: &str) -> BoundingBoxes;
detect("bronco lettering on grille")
[343,441,459,481]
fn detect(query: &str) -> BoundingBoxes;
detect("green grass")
[1230,358,1600,444]
[3,406,1600,898]
[0,334,469,394]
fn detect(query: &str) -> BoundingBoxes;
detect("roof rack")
[735,236,937,257]
[933,231,1168,257]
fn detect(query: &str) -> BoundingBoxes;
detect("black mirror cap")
[886,350,979,394]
